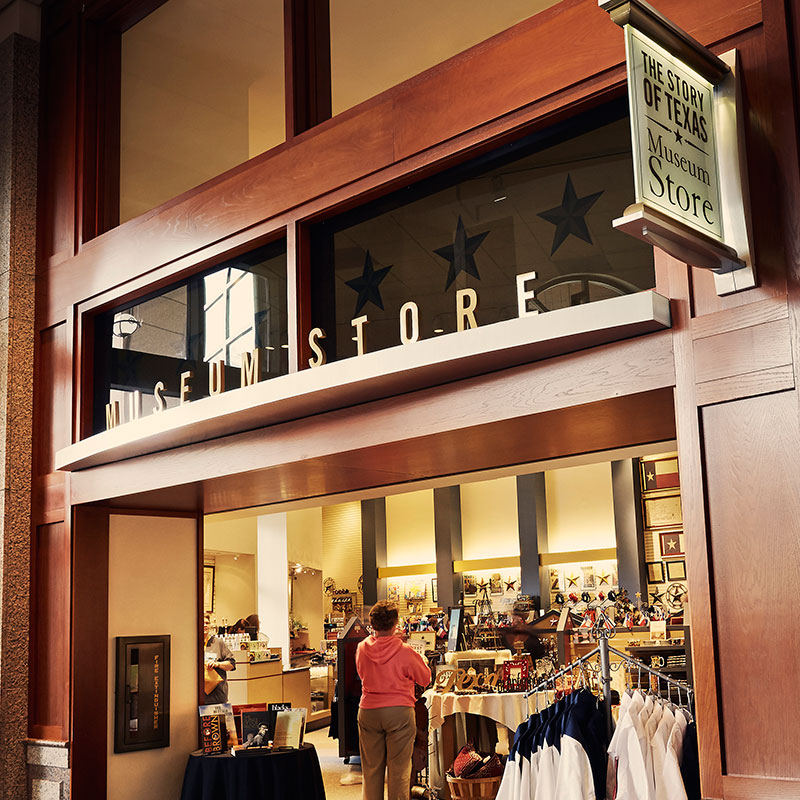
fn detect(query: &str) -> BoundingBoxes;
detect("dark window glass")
[310,104,654,362]
[93,242,287,433]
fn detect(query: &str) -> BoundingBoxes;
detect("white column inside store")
[257,513,290,666]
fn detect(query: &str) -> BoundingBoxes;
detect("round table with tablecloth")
[179,743,326,800]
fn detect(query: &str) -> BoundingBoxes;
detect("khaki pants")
[358,706,416,800]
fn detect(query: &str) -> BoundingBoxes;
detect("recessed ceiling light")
[433,328,444,334]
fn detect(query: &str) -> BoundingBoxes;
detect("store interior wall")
[460,477,520,559]
[545,463,616,551]
[106,515,198,800]
[386,490,436,565]
[322,502,364,612]
[207,553,256,626]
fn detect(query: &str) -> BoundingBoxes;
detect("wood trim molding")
[377,564,436,579]
[57,291,671,470]
[539,548,617,566]
[453,556,521,572]
[694,364,795,406]
[664,250,724,799]
[722,775,800,799]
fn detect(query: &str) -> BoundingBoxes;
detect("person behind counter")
[356,600,432,800]
[203,613,236,704]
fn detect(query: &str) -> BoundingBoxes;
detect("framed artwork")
[666,560,687,581]
[659,530,685,557]
[646,561,665,583]
[549,568,560,590]
[463,574,477,596]
[386,580,400,602]
[203,565,215,613]
[489,573,503,595]
[640,456,680,492]
[581,566,596,590]
[404,579,426,600]
[431,578,438,603]
[644,494,683,528]
[114,635,170,753]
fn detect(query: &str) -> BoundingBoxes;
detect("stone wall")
[0,25,40,800]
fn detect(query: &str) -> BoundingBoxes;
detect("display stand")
[336,616,368,758]
[525,604,694,741]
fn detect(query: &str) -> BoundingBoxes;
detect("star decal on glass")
[345,250,392,317]
[433,215,490,290]
[537,174,603,256]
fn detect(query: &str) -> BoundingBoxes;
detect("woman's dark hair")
[231,618,249,633]
[245,614,260,628]
[369,600,399,632]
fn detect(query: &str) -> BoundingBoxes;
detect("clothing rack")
[525,612,693,742]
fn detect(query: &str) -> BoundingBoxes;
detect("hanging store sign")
[626,27,720,240]
[600,0,757,295]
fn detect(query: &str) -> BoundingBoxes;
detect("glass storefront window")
[93,242,287,433]
[120,0,285,223]
[310,104,654,363]
[329,1,560,115]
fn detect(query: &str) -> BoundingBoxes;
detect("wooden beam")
[71,506,110,800]
[284,0,331,138]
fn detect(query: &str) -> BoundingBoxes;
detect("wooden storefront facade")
[21,0,800,798]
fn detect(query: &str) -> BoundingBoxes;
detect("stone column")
[0,3,39,798]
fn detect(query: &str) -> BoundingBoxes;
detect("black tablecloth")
[179,744,326,800]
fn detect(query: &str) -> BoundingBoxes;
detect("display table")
[425,690,551,800]
[424,689,550,734]
[179,744,325,800]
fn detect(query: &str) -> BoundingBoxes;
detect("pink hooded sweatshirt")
[355,635,432,709]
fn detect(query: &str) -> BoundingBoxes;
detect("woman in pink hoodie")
[356,600,432,800]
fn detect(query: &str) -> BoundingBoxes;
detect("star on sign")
[647,471,655,482]
[665,537,678,552]
[345,250,392,317]
[674,129,683,144]
[537,174,603,256]
[434,215,490,290]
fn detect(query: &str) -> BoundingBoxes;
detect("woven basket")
[445,775,503,799]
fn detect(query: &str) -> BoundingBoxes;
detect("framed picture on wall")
[463,574,477,596]
[666,560,687,581]
[643,494,683,528]
[646,561,665,583]
[490,573,503,595]
[203,565,215,613]
[659,531,685,557]
[431,578,438,603]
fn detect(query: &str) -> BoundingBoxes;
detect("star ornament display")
[345,250,392,317]
[537,174,603,256]
[434,215,490,290]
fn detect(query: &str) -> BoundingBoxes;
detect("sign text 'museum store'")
[105,273,541,430]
